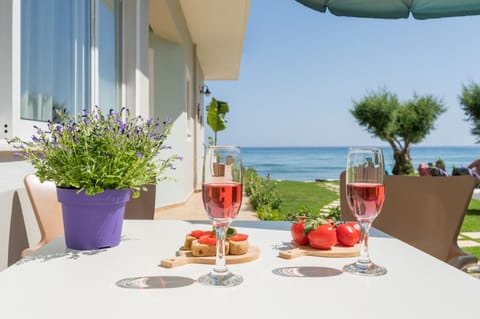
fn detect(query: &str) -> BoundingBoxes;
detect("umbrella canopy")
[296,0,480,19]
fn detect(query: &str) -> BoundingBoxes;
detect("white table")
[1,220,479,318]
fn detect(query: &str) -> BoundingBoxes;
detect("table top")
[1,220,479,318]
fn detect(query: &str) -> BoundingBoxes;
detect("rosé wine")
[347,182,385,221]
[202,183,242,220]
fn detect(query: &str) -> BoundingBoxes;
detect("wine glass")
[198,145,243,287]
[343,147,387,276]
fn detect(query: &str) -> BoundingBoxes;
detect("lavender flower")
[7,107,179,197]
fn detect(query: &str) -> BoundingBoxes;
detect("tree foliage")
[351,88,446,175]
[206,98,229,145]
[459,82,480,142]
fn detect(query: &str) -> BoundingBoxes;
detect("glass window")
[21,0,122,121]
[21,0,91,120]
[97,0,122,113]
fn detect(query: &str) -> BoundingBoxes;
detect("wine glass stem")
[358,221,372,265]
[214,222,229,273]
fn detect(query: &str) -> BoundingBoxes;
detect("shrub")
[243,167,282,218]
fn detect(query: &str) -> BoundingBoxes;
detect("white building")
[0,0,250,270]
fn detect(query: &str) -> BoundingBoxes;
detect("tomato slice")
[198,234,217,245]
[190,230,212,238]
[229,233,248,241]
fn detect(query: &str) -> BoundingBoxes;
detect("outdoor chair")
[22,174,63,257]
[339,171,478,270]
[22,174,156,256]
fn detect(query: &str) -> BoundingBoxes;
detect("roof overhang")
[149,0,250,80]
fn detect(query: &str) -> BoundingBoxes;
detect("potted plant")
[9,107,179,250]
[206,98,229,176]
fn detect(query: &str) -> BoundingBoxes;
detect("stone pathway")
[319,182,340,214]
[458,232,480,248]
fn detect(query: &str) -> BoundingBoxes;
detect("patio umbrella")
[296,0,480,19]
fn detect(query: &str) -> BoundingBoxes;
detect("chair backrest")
[22,174,63,256]
[339,171,476,263]
[22,175,155,255]
[124,184,156,219]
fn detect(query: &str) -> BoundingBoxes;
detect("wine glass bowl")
[198,146,243,287]
[343,147,387,276]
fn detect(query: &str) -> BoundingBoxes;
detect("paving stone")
[463,232,480,239]
[458,240,480,248]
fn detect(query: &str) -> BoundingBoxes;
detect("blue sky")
[205,0,480,147]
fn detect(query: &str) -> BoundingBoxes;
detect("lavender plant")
[9,107,179,198]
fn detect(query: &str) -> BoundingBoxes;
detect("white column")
[122,0,150,117]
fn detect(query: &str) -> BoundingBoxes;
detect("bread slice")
[182,235,196,250]
[228,239,249,255]
[191,240,230,257]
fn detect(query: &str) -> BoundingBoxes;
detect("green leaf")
[206,98,229,145]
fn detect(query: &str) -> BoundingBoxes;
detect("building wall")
[148,0,205,207]
[0,0,207,270]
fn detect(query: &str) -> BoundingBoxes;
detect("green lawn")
[461,199,480,233]
[275,181,339,218]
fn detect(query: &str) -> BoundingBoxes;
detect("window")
[97,0,122,113]
[21,0,121,121]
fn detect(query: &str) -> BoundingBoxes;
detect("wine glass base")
[198,271,243,287]
[343,261,387,277]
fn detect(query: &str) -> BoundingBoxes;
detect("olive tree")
[459,82,480,142]
[351,88,446,175]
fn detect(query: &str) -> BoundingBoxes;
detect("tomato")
[307,224,337,250]
[229,233,248,241]
[346,222,362,243]
[198,234,217,245]
[336,224,360,247]
[190,230,212,238]
[291,221,309,246]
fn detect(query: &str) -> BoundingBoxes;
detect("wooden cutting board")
[160,246,260,268]
[278,242,360,259]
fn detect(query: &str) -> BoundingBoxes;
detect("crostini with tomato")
[184,227,249,257]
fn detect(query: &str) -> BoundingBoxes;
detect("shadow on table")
[272,266,342,278]
[116,276,196,289]
[14,235,137,266]
[15,246,108,266]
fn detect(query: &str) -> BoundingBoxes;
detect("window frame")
[14,0,122,140]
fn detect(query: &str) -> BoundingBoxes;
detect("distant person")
[431,159,448,176]
[266,173,271,180]
[435,159,446,171]
[468,159,480,174]
[418,163,431,176]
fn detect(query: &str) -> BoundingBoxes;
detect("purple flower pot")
[56,188,131,250]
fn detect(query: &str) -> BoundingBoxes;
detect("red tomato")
[190,230,212,238]
[307,224,337,250]
[336,224,360,247]
[291,221,309,246]
[346,222,362,243]
[229,233,249,241]
[198,234,217,245]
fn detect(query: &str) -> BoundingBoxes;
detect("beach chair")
[339,171,478,269]
[22,174,156,256]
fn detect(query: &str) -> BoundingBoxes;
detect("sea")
[241,146,480,181]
